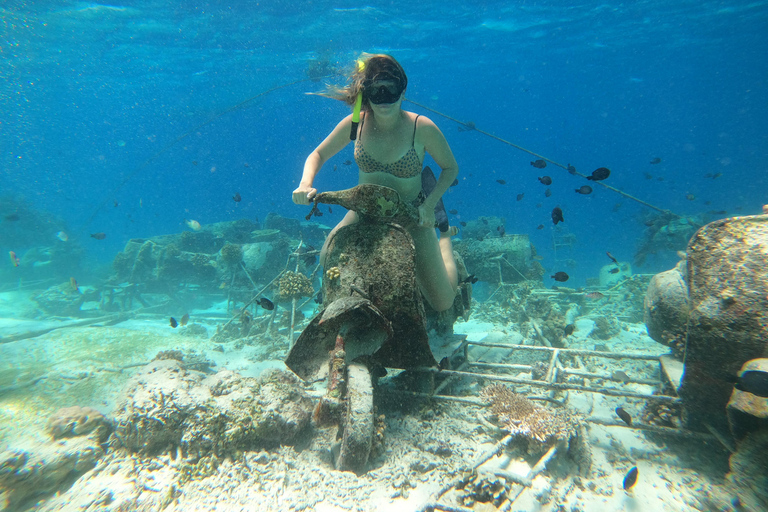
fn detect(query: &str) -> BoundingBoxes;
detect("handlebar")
[306,184,419,226]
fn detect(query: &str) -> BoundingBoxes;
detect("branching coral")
[278,271,314,300]
[480,384,579,443]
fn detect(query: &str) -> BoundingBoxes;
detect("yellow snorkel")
[349,59,365,141]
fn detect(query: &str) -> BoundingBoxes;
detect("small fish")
[585,291,605,299]
[241,310,252,325]
[544,188,552,197]
[531,159,547,169]
[649,157,661,164]
[56,231,69,242]
[192,160,198,166]
[712,172,722,179]
[731,370,768,398]
[536,224,544,230]
[4,213,20,221]
[343,160,352,165]
[497,225,505,237]
[438,357,451,371]
[458,121,476,131]
[450,178,459,187]
[462,274,479,284]
[180,313,189,326]
[185,219,202,231]
[90,232,107,240]
[538,176,552,185]
[516,193,525,201]
[448,209,459,215]
[615,407,632,426]
[9,251,19,267]
[708,210,728,215]
[258,297,275,310]
[606,252,618,264]
[551,207,564,225]
[219,281,228,289]
[575,185,592,195]
[233,193,242,202]
[612,370,631,383]
[551,271,569,282]
[623,466,638,491]
[643,172,653,180]
[170,317,178,328]
[113,200,119,207]
[328,206,333,214]
[587,167,611,181]
[459,221,467,227]
[70,277,79,292]
[609,267,619,274]
[564,324,576,336]
[685,193,696,201]
[496,179,506,185]
[333,165,338,171]
[567,164,577,174]
[532,255,544,261]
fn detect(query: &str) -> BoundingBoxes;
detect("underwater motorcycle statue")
[285,184,447,474]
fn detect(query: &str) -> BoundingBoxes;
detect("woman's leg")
[410,226,459,312]
[320,210,359,266]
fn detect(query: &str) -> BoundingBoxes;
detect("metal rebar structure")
[396,337,709,511]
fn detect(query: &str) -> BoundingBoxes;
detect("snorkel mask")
[365,78,404,105]
[349,58,407,140]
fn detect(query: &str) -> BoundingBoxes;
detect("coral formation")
[457,473,510,509]
[325,266,340,281]
[480,384,579,443]
[111,360,312,459]
[589,316,621,340]
[278,271,314,299]
[453,235,536,285]
[220,243,244,267]
[47,406,111,442]
[0,437,104,510]
[32,282,85,316]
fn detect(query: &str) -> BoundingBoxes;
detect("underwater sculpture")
[645,214,768,433]
[287,184,470,474]
[644,213,768,509]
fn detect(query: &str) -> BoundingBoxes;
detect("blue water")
[1,0,767,285]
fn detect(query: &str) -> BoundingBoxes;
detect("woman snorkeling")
[292,53,459,311]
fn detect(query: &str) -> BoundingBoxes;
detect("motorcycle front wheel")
[334,362,374,474]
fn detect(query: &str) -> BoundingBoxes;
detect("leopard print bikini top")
[354,114,422,179]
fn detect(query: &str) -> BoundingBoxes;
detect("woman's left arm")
[420,117,459,212]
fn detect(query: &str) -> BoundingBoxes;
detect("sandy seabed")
[0,293,739,512]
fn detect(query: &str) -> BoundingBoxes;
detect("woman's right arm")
[292,114,355,205]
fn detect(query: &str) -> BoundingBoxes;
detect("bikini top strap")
[358,112,366,142]
[412,115,420,146]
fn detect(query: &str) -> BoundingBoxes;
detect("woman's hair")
[313,53,407,111]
